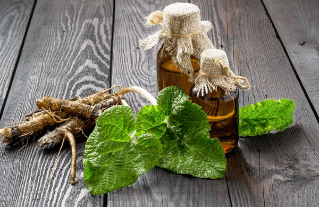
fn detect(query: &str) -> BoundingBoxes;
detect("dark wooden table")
[0,0,318,206]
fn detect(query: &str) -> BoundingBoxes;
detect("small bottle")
[140,3,214,95]
[157,45,200,95]
[190,49,250,153]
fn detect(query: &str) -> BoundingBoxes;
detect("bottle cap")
[193,49,250,96]
[139,3,214,80]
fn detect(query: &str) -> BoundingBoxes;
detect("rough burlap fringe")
[193,59,250,96]
[140,4,215,82]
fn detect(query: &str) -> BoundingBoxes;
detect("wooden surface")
[0,0,319,206]
[191,0,319,206]
[263,0,319,119]
[0,0,36,116]
[0,0,113,206]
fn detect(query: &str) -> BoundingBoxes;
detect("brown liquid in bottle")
[157,45,200,95]
[190,86,239,153]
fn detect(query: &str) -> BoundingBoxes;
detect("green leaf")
[84,105,162,195]
[157,86,189,116]
[136,86,226,179]
[84,105,135,168]
[135,105,166,139]
[156,100,226,179]
[239,98,295,137]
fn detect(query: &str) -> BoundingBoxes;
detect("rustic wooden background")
[0,0,318,206]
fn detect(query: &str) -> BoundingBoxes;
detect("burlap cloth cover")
[139,3,214,81]
[193,49,250,96]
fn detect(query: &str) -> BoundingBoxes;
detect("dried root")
[37,97,121,148]
[65,131,76,184]
[0,85,156,186]
[0,86,125,184]
[75,85,120,105]
[24,109,44,121]
[37,97,95,120]
[0,111,69,145]
[37,116,90,147]
[1,86,121,145]
[45,130,77,185]
[36,96,122,122]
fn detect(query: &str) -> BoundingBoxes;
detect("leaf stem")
[117,86,158,140]
[116,86,157,106]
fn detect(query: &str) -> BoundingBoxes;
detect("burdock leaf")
[84,105,135,168]
[239,98,295,137]
[156,86,189,116]
[156,100,226,179]
[135,105,166,139]
[84,105,162,195]
[136,88,226,178]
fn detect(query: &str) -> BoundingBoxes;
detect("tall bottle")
[190,49,250,153]
[139,3,214,95]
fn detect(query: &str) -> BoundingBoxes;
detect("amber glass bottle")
[190,86,239,153]
[157,45,200,95]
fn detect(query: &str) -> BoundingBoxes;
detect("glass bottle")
[157,45,200,95]
[190,86,239,153]
[139,3,214,95]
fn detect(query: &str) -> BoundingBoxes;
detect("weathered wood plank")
[263,0,319,118]
[191,0,319,206]
[108,167,231,207]
[108,0,231,206]
[0,0,36,115]
[0,0,114,206]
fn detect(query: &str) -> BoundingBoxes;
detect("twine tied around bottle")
[162,25,203,38]
[139,3,215,81]
[197,59,250,89]
[193,49,250,96]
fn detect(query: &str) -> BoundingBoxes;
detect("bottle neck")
[157,44,200,73]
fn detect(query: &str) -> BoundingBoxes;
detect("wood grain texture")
[263,0,319,117]
[0,0,114,206]
[109,0,231,206]
[191,0,319,206]
[0,0,35,113]
[108,167,231,207]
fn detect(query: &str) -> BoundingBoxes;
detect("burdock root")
[35,94,122,184]
[0,86,123,185]
[0,111,70,146]
[36,96,121,122]
[0,85,154,185]
[37,116,90,147]
[0,85,121,147]
[37,98,120,147]
[65,131,76,184]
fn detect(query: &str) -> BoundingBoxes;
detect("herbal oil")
[157,45,200,95]
[190,87,239,153]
